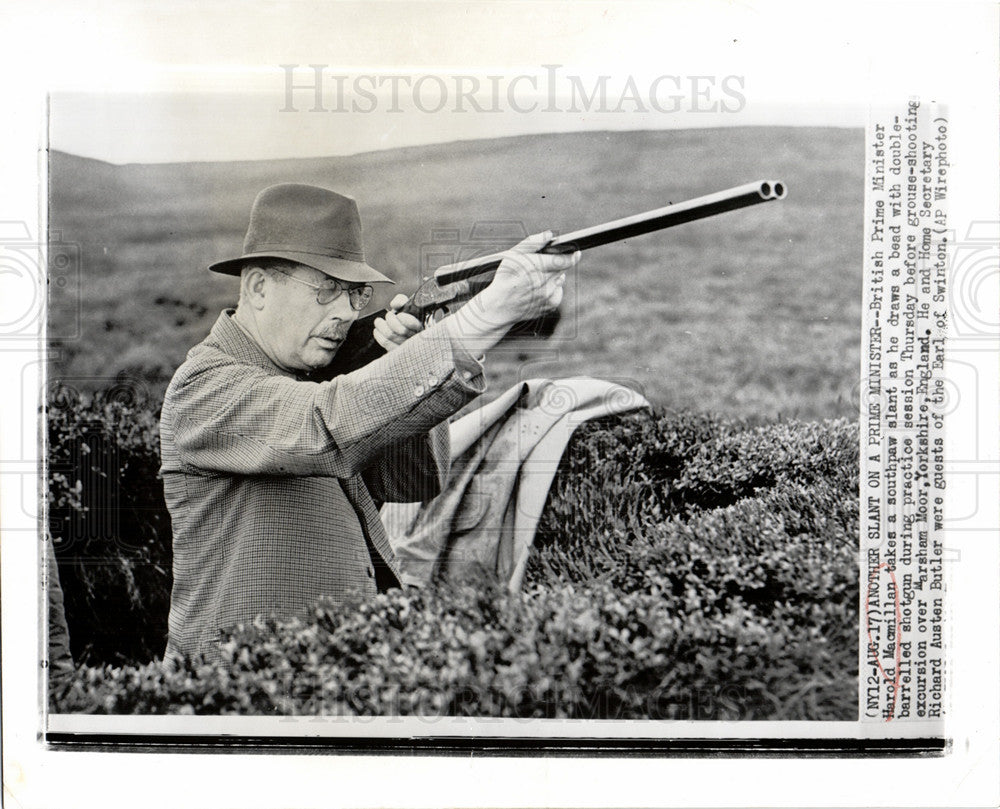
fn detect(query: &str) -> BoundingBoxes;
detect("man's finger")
[394,312,423,332]
[557,249,582,272]
[512,229,553,253]
[532,249,579,275]
[373,319,409,348]
[384,311,414,336]
[387,293,409,311]
[372,328,394,351]
[373,317,401,343]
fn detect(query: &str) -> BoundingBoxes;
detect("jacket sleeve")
[164,326,484,478]
[361,422,451,507]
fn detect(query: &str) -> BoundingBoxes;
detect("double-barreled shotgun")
[319,180,787,377]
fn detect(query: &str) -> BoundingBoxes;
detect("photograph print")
[44,62,863,729]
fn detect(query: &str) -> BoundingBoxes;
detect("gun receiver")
[312,180,787,379]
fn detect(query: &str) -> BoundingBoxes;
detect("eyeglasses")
[275,269,374,311]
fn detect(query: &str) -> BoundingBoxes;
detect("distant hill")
[47,127,863,418]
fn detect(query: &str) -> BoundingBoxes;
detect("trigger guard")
[424,308,448,328]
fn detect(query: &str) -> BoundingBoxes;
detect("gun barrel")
[434,180,786,285]
[317,179,787,379]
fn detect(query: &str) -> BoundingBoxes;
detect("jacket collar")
[205,309,301,379]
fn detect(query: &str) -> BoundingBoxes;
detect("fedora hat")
[208,183,394,284]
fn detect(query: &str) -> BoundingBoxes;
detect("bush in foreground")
[55,580,853,720]
[46,386,170,664]
[49,404,859,718]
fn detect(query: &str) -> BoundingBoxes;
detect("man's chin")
[302,344,341,369]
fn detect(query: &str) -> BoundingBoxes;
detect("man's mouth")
[313,335,343,350]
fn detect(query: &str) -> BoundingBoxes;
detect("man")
[160,183,576,659]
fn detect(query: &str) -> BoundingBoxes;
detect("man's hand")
[465,231,579,330]
[372,294,424,351]
[441,231,580,356]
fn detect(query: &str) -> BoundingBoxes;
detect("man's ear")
[241,266,269,310]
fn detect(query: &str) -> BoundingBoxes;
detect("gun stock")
[311,180,787,380]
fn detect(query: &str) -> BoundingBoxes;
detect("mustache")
[312,323,351,341]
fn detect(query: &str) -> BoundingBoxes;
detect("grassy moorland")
[48,127,862,419]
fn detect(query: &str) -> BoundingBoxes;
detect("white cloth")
[381,377,650,590]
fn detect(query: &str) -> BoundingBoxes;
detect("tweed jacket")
[160,310,485,659]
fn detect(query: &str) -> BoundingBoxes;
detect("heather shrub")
[46,385,171,664]
[48,400,859,718]
[55,581,853,720]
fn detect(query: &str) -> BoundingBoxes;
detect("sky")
[49,87,865,165]
[38,0,880,164]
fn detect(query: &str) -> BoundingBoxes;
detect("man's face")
[255,263,361,372]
